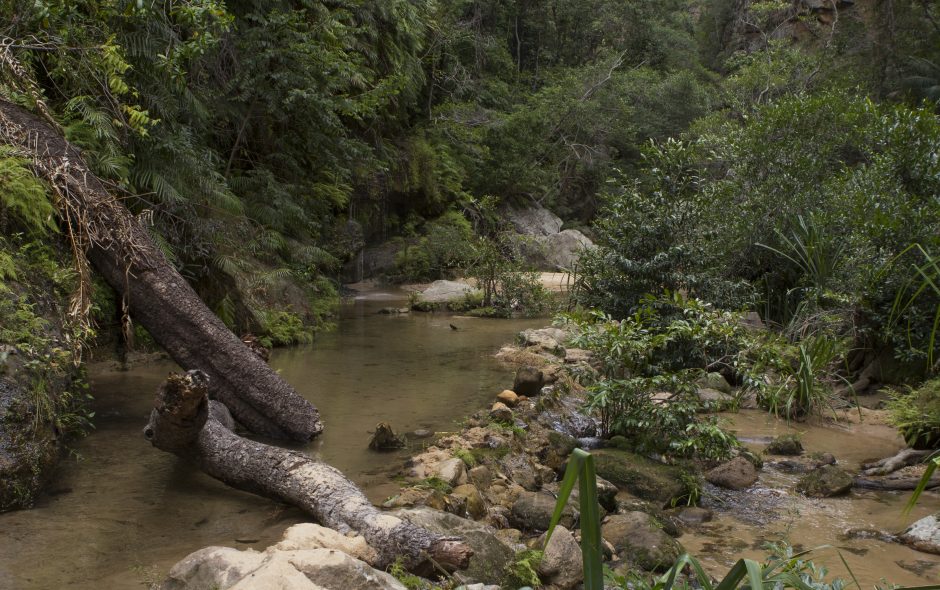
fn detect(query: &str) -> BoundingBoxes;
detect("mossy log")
[145,371,473,574]
[0,99,321,441]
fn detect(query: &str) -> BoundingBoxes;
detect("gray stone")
[517,328,567,355]
[602,512,683,572]
[537,525,583,590]
[451,483,487,520]
[501,453,542,491]
[506,204,563,236]
[510,491,577,531]
[435,457,468,487]
[673,507,713,525]
[489,402,513,423]
[900,512,940,555]
[698,372,732,394]
[705,456,759,490]
[393,507,515,585]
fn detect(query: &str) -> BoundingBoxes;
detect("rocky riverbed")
[163,323,940,589]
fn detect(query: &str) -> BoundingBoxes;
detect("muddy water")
[0,291,543,589]
[682,411,940,586]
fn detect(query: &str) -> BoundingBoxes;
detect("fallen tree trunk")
[853,475,940,491]
[145,370,473,574]
[861,449,931,476]
[0,99,322,441]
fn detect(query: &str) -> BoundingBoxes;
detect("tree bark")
[0,99,322,441]
[145,371,473,574]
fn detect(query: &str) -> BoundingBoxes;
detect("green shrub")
[260,310,312,347]
[888,378,940,449]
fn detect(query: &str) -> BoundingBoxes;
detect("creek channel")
[0,289,937,588]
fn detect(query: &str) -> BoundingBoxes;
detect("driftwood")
[0,99,321,441]
[853,475,940,491]
[145,371,473,574]
[861,449,931,476]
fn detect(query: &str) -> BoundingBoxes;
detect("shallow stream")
[0,290,937,588]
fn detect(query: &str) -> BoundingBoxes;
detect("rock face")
[796,465,853,497]
[394,507,515,585]
[538,525,583,590]
[510,490,577,531]
[705,456,759,490]
[161,546,405,590]
[602,512,683,572]
[900,512,940,555]
[512,367,545,397]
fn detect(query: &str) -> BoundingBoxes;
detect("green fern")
[0,147,56,235]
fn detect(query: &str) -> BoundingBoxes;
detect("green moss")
[453,447,477,468]
[501,549,543,589]
[593,449,692,505]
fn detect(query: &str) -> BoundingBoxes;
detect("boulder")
[672,506,713,525]
[592,449,690,506]
[900,512,940,555]
[517,328,567,355]
[506,204,563,236]
[537,525,583,590]
[543,229,594,270]
[697,387,735,407]
[698,372,732,394]
[564,348,592,364]
[513,367,545,397]
[705,456,759,490]
[382,487,450,512]
[602,512,683,572]
[767,434,803,456]
[393,507,515,585]
[510,491,578,531]
[496,390,520,407]
[161,546,406,590]
[414,280,480,304]
[796,465,853,497]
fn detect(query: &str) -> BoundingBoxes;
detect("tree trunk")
[0,99,322,441]
[145,371,473,574]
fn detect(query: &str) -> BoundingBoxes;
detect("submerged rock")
[796,465,853,497]
[705,456,759,490]
[602,512,683,572]
[368,422,405,451]
[900,512,940,555]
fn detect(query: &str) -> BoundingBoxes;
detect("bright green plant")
[764,335,847,419]
[544,449,604,590]
[905,451,940,514]
[887,378,940,449]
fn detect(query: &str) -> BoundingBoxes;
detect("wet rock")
[705,456,759,490]
[489,402,513,423]
[697,388,735,408]
[602,512,683,572]
[410,429,433,439]
[537,431,577,472]
[510,491,578,531]
[161,546,406,590]
[274,524,377,564]
[378,307,410,314]
[434,458,468,487]
[513,367,545,397]
[796,465,853,497]
[767,434,803,456]
[496,390,519,407]
[394,507,514,585]
[899,512,940,555]
[368,422,405,451]
[537,525,583,590]
[501,453,542,491]
[451,484,487,520]
[769,453,835,474]
[698,372,732,394]
[593,449,690,506]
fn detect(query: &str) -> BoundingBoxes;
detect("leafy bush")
[393,211,475,282]
[259,310,313,347]
[887,378,940,449]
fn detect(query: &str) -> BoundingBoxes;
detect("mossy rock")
[593,449,691,506]
[767,434,803,456]
[796,465,852,497]
[607,435,631,450]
